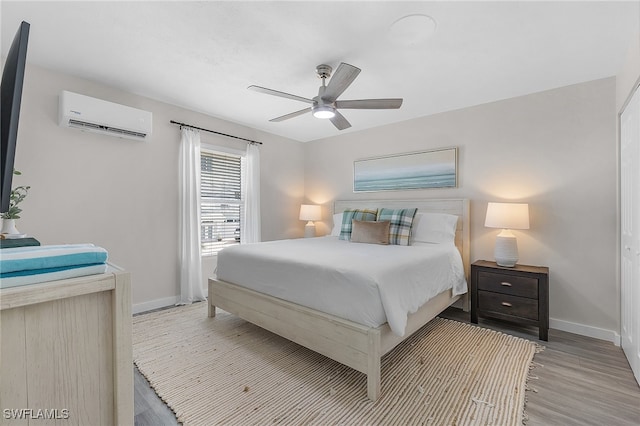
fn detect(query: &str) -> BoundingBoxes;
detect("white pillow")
[330,213,343,236]
[411,212,458,244]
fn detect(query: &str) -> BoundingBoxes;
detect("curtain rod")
[170,120,263,145]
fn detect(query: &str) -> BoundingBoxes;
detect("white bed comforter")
[216,236,467,336]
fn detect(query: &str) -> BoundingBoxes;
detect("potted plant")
[1,170,30,235]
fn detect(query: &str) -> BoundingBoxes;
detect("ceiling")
[2,1,638,143]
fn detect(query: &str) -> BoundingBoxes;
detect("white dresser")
[0,270,133,425]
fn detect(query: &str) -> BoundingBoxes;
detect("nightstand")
[471,260,549,341]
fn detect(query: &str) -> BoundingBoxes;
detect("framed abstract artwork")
[353,147,457,192]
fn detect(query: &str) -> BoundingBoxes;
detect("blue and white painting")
[354,148,457,192]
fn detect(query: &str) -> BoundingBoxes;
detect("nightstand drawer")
[472,261,549,340]
[477,271,538,299]
[478,291,539,321]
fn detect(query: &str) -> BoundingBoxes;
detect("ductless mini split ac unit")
[58,90,152,141]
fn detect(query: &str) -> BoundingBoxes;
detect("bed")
[208,198,470,401]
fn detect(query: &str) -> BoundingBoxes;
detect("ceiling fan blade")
[269,107,310,122]
[248,85,313,104]
[330,110,351,130]
[336,98,403,109]
[322,63,361,103]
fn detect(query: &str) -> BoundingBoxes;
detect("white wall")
[616,5,640,113]
[6,62,627,340]
[304,78,619,341]
[10,64,305,311]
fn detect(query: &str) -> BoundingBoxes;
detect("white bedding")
[216,236,467,336]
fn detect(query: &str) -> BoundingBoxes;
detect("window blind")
[200,150,242,255]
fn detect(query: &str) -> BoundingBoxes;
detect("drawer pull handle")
[500,282,512,287]
[501,302,513,307]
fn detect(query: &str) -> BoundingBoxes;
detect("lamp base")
[304,221,316,238]
[494,230,518,267]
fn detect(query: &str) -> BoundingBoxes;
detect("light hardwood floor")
[134,307,640,426]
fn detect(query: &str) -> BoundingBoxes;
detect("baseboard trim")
[134,298,621,345]
[133,285,209,315]
[133,295,180,315]
[550,317,621,346]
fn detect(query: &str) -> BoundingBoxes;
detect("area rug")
[133,302,542,425]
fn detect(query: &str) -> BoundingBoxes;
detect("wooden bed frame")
[208,198,470,401]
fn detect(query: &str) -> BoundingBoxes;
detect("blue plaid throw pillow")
[339,209,378,240]
[377,208,418,246]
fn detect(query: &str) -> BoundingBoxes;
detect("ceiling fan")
[248,62,403,130]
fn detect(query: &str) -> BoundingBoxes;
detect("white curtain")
[177,127,206,305]
[241,143,261,244]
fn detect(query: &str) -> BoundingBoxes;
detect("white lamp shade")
[484,202,530,230]
[299,204,322,221]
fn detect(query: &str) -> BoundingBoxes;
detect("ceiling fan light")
[313,105,335,119]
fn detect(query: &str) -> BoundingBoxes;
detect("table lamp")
[299,204,322,238]
[484,202,530,267]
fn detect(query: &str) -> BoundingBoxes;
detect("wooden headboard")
[334,199,471,281]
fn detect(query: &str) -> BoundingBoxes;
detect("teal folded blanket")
[2,262,106,278]
[0,244,108,274]
[1,263,108,289]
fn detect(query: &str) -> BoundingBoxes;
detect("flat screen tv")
[1,21,30,214]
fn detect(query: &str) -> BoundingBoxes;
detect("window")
[200,149,243,256]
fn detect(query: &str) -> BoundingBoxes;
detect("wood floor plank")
[133,307,640,426]
[134,366,178,426]
[440,308,640,426]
